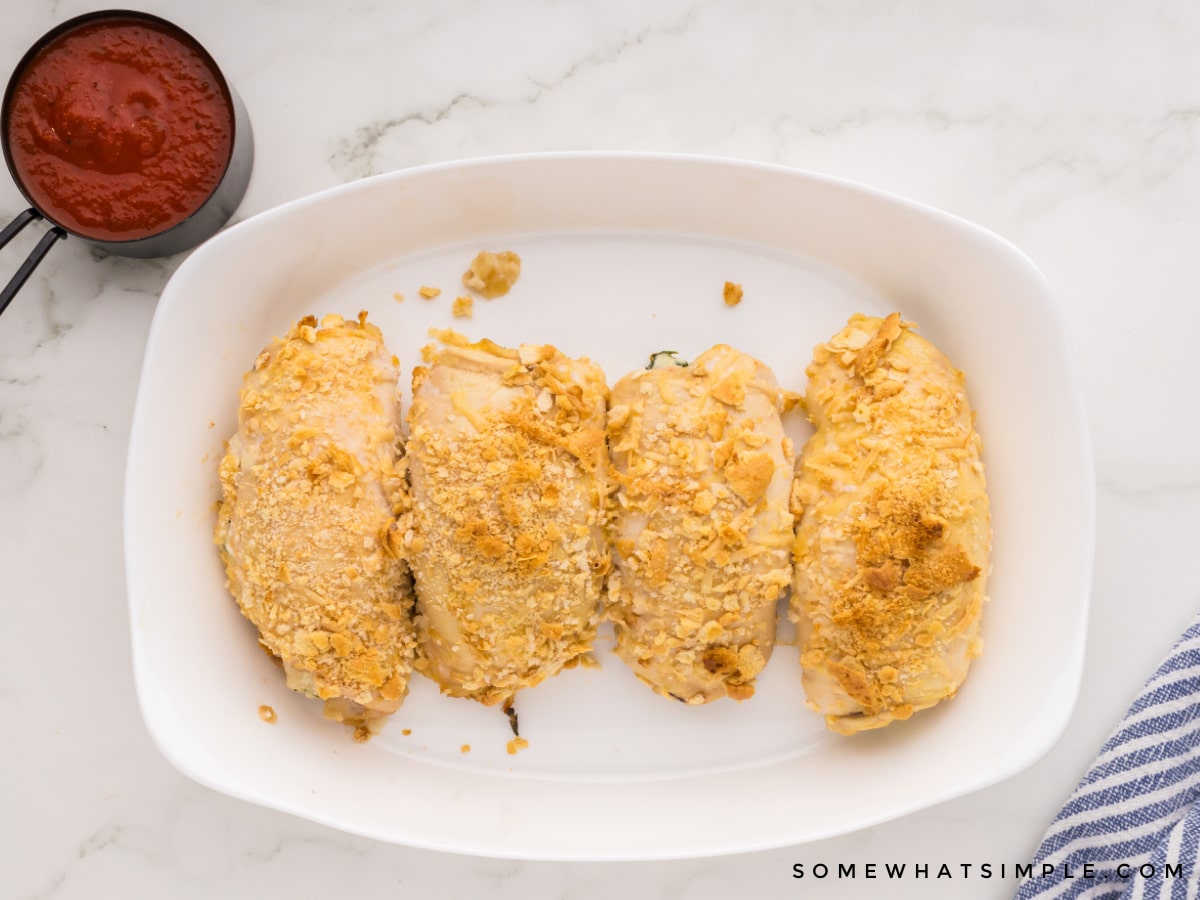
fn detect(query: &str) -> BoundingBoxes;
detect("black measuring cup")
[0,9,253,317]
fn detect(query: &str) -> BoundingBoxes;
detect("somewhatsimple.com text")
[791,862,1184,881]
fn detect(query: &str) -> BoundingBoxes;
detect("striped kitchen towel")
[1016,614,1200,899]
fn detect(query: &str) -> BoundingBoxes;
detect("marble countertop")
[3,2,1198,897]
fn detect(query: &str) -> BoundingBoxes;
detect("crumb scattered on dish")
[258,704,277,723]
[452,295,474,318]
[460,744,471,754]
[463,250,521,298]
[507,737,529,755]
[401,728,412,736]
[393,292,404,303]
[419,286,441,299]
[723,281,743,307]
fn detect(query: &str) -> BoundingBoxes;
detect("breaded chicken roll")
[215,313,416,735]
[404,331,609,707]
[606,346,794,704]
[790,313,990,735]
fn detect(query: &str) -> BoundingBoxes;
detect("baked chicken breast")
[215,313,416,734]
[606,346,794,704]
[404,331,609,707]
[790,313,990,734]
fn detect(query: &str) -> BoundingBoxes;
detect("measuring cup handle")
[0,208,68,318]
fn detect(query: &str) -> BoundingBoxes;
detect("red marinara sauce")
[4,17,233,242]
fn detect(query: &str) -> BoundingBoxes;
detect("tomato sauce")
[4,17,234,242]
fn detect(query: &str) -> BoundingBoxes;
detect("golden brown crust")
[605,345,795,704]
[214,313,417,729]
[404,330,609,706]
[790,313,990,735]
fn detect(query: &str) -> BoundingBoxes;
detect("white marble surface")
[2,1,1198,897]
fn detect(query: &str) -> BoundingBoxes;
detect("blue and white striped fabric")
[1017,615,1200,899]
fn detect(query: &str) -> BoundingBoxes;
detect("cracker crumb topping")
[405,331,610,707]
[215,312,417,734]
[606,345,795,704]
[791,312,990,735]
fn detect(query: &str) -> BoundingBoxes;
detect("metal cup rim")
[0,9,252,255]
